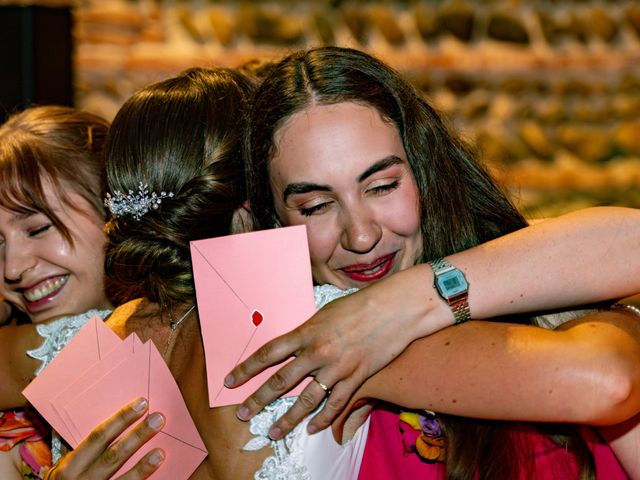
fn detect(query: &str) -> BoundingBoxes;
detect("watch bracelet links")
[428,257,471,325]
[452,300,471,324]
[428,257,450,271]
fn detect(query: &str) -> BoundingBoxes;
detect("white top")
[244,285,370,480]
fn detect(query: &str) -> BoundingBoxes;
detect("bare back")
[107,299,268,479]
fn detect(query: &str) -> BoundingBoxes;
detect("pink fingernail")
[147,413,165,430]
[307,424,318,434]
[236,406,250,421]
[148,450,165,466]
[224,374,235,387]
[133,398,148,412]
[268,426,282,440]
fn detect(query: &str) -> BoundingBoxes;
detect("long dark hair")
[246,46,527,262]
[0,105,109,245]
[104,67,254,307]
[245,46,594,480]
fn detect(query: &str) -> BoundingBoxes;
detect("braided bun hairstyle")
[104,67,254,306]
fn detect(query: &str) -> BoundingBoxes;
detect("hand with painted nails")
[226,266,453,440]
[45,397,165,480]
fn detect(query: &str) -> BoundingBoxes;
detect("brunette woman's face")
[0,179,111,323]
[270,101,423,289]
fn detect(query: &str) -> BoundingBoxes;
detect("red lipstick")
[341,253,396,282]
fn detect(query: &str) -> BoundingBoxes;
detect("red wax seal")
[252,310,263,326]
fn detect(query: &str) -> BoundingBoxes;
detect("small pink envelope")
[51,335,137,445]
[190,225,316,407]
[23,317,207,480]
[23,316,121,441]
[63,340,207,479]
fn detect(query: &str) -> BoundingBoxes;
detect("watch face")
[436,269,468,297]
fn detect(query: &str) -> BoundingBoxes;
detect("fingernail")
[148,450,165,466]
[307,424,318,434]
[224,374,235,387]
[147,413,165,430]
[268,426,281,440]
[236,406,250,421]
[133,398,148,412]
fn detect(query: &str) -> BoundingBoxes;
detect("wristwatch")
[427,257,470,324]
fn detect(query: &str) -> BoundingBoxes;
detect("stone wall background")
[5,0,640,218]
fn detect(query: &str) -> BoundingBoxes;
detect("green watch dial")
[435,269,468,297]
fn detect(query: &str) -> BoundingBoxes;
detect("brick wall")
[14,0,640,217]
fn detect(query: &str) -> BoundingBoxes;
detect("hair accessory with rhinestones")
[104,182,174,220]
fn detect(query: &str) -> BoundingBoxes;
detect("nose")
[340,204,382,254]
[3,241,36,285]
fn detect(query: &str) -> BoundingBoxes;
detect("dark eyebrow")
[357,156,404,182]
[282,155,404,203]
[283,183,332,203]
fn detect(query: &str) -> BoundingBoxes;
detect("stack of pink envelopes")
[23,317,207,479]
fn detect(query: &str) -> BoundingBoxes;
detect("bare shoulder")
[105,298,147,338]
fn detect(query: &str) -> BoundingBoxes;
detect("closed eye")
[368,180,399,195]
[29,224,52,237]
[299,202,332,217]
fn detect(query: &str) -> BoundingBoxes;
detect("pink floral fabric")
[0,408,52,479]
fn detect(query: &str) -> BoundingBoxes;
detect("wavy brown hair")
[104,67,254,307]
[0,105,109,244]
[244,47,594,480]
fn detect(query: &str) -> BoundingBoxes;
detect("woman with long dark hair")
[231,46,640,478]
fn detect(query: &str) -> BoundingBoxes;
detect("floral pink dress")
[0,407,51,479]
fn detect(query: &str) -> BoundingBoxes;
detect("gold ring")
[313,378,330,394]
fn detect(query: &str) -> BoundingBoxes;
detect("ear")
[230,204,253,233]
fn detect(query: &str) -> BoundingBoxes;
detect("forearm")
[598,413,640,478]
[359,310,640,426]
[452,206,640,318]
[0,323,42,409]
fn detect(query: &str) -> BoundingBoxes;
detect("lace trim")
[313,284,358,310]
[243,285,357,479]
[244,398,313,480]
[27,309,112,376]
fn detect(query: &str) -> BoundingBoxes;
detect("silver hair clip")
[104,182,174,220]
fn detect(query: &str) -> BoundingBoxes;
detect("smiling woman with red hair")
[0,105,113,479]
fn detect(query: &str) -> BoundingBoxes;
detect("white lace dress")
[26,309,112,463]
[244,284,371,480]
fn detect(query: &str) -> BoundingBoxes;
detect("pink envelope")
[23,316,121,442]
[51,334,138,446]
[190,225,316,407]
[63,340,207,479]
[24,318,207,480]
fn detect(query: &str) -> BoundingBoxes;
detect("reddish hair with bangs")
[0,105,109,245]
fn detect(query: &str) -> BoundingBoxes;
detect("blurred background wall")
[1,0,639,218]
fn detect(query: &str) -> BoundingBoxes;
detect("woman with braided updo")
[51,66,264,479]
